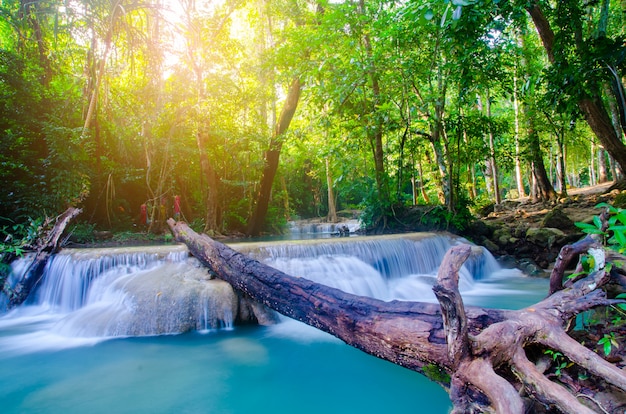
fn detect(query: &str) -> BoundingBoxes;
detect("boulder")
[540,207,576,232]
[526,227,566,249]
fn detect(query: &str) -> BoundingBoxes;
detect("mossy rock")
[540,207,575,232]
[613,192,626,209]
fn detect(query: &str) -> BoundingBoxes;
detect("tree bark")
[168,219,626,413]
[1,207,82,307]
[526,2,626,172]
[247,77,301,237]
[325,157,338,223]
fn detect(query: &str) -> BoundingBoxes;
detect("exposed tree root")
[168,219,626,413]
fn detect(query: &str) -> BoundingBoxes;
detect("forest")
[0,0,625,238]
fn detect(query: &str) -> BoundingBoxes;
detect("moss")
[423,363,451,384]
[613,192,626,209]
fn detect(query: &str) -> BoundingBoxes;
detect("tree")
[525,1,626,171]
[169,217,626,413]
[247,77,302,236]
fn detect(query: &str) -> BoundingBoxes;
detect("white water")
[0,233,549,414]
[288,219,361,238]
[0,233,545,355]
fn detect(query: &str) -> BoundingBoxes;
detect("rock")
[540,207,576,232]
[482,238,499,253]
[516,258,547,277]
[476,203,495,217]
[526,227,566,249]
[493,227,513,247]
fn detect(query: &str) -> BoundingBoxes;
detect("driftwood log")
[168,219,626,413]
[1,207,81,307]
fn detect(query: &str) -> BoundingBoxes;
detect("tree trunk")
[598,147,609,184]
[514,72,526,198]
[1,207,82,308]
[168,219,626,413]
[358,0,390,215]
[528,127,556,202]
[247,77,301,237]
[526,2,626,172]
[197,127,221,234]
[325,158,338,223]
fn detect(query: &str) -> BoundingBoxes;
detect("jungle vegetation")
[0,0,625,237]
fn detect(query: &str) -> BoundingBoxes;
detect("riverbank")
[467,181,620,276]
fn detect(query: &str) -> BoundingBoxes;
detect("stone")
[540,207,576,232]
[526,227,566,249]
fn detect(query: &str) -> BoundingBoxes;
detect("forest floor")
[482,181,616,227]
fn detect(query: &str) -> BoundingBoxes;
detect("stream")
[0,233,549,413]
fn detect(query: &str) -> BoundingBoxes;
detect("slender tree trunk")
[247,77,301,237]
[556,131,567,196]
[325,157,338,223]
[358,0,389,215]
[513,74,526,198]
[417,156,430,204]
[598,148,609,183]
[197,127,220,234]
[590,142,597,186]
[486,90,500,204]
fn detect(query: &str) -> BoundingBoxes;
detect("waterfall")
[287,219,361,238]
[33,245,190,312]
[0,233,514,353]
[236,233,499,301]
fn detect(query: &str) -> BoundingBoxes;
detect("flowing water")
[0,233,549,413]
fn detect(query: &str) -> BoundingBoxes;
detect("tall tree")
[525,1,626,171]
[247,77,302,236]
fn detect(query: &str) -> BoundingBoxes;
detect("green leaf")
[574,222,604,234]
[593,215,603,229]
[424,9,434,20]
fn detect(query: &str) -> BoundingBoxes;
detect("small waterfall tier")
[0,233,507,348]
[288,219,361,238]
[0,246,268,341]
[234,233,499,301]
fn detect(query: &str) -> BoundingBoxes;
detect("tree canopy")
[0,0,625,235]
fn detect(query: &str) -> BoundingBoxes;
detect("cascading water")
[238,233,500,302]
[1,233,527,344]
[288,219,361,238]
[0,233,549,414]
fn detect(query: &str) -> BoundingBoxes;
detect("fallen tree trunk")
[168,219,626,413]
[2,207,82,307]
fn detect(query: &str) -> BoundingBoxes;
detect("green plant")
[544,349,569,377]
[575,203,626,253]
[423,363,451,383]
[598,332,619,356]
[67,222,96,244]
[0,217,44,257]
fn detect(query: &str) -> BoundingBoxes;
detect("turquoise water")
[0,325,452,413]
[0,237,549,413]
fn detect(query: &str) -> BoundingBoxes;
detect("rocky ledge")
[465,182,623,277]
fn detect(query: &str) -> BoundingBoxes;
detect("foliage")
[0,217,44,285]
[67,222,96,244]
[572,204,626,361]
[598,332,619,357]
[575,203,626,254]
[543,349,570,377]
[0,0,623,236]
